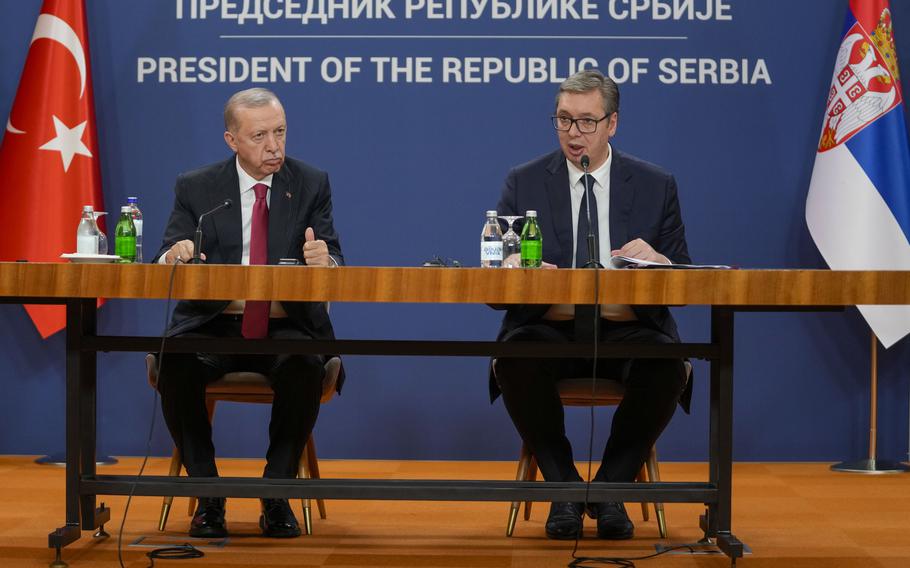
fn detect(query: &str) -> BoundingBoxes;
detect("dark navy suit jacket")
[491,148,692,407]
[153,156,345,387]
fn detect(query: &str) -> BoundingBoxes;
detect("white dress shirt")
[544,144,637,322]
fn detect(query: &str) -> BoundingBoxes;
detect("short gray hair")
[224,88,283,131]
[556,70,620,116]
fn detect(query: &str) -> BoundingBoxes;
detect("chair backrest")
[145,353,341,404]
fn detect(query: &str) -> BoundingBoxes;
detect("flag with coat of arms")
[806,0,910,348]
[0,0,105,339]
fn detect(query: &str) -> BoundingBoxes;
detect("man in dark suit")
[153,87,343,539]
[493,70,691,540]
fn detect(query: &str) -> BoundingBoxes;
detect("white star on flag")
[38,115,92,172]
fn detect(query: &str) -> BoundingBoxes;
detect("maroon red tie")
[242,183,269,339]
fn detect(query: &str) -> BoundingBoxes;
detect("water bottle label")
[133,219,143,237]
[481,241,503,261]
[521,239,542,267]
[115,236,137,260]
[77,234,98,255]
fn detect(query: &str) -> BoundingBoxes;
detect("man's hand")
[612,238,669,264]
[165,239,202,264]
[302,227,332,266]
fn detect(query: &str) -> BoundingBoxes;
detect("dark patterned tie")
[575,175,599,269]
[575,174,599,343]
[242,183,269,339]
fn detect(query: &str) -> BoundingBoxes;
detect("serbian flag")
[0,0,105,338]
[807,0,910,348]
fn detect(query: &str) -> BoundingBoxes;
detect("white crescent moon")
[6,14,87,135]
[6,119,25,134]
[31,14,87,99]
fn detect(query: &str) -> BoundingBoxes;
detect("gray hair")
[223,87,283,131]
[556,70,620,116]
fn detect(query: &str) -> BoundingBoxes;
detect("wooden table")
[3,263,909,567]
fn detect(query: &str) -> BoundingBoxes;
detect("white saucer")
[60,253,121,263]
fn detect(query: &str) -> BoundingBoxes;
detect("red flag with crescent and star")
[0,0,105,338]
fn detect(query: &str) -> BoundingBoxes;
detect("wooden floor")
[1,456,908,567]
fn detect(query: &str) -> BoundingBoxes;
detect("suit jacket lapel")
[609,150,634,252]
[210,158,243,264]
[267,163,296,263]
[544,152,573,265]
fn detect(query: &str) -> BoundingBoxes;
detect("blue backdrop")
[1,0,909,463]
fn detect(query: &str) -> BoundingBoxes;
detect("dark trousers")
[157,315,325,479]
[495,319,687,485]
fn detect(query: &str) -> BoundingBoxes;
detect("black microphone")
[579,155,602,269]
[188,199,233,264]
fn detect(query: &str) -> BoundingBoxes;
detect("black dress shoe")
[260,498,301,538]
[545,501,584,540]
[189,497,227,539]
[587,502,634,539]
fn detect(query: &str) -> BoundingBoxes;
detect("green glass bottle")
[520,210,542,268]
[114,205,137,263]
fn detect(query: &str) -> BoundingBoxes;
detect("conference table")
[2,262,909,567]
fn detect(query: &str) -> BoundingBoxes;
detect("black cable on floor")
[570,542,719,567]
[146,543,205,567]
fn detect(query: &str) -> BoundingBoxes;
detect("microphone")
[188,199,233,264]
[579,155,602,269]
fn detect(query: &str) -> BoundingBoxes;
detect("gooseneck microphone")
[188,199,233,264]
[579,155,602,269]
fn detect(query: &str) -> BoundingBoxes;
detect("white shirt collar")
[566,143,612,192]
[235,157,274,193]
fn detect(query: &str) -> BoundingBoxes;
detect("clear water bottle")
[127,196,143,263]
[480,210,503,267]
[114,206,137,263]
[76,205,98,254]
[520,210,542,268]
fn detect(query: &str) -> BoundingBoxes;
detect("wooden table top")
[1,262,908,306]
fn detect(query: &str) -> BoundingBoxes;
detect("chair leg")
[507,443,533,537]
[637,463,650,522]
[306,436,327,520]
[159,447,183,531]
[523,456,538,521]
[644,446,668,539]
[297,442,313,536]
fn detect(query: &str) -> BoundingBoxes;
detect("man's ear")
[224,130,238,153]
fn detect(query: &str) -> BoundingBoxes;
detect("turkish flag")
[0,0,105,338]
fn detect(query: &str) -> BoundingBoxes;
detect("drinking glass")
[499,215,522,268]
[92,211,108,255]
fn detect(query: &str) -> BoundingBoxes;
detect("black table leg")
[75,300,110,535]
[48,300,88,567]
[703,307,744,561]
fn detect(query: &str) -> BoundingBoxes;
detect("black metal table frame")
[41,297,743,566]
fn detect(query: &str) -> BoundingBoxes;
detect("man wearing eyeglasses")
[491,69,692,540]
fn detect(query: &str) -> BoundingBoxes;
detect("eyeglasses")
[551,114,609,133]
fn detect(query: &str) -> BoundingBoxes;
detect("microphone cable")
[116,256,204,568]
[569,239,601,563]
[565,252,708,566]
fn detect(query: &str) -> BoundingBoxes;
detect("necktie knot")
[253,183,268,200]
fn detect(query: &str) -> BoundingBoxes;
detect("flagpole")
[831,331,909,474]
